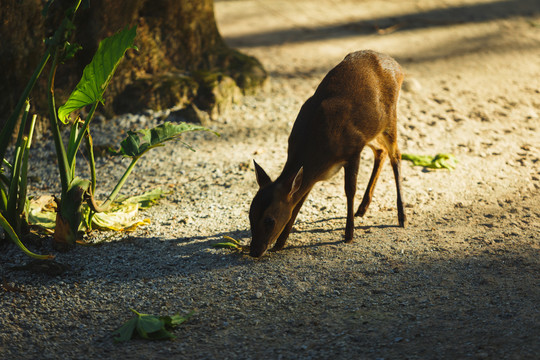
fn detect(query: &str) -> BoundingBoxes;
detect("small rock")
[402,77,422,93]
[167,103,211,126]
[476,351,489,359]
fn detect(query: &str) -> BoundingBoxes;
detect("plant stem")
[6,146,22,224]
[47,52,71,197]
[68,101,99,172]
[2,159,13,171]
[87,156,140,212]
[105,157,141,205]
[85,132,97,195]
[14,101,31,149]
[17,115,37,219]
[46,0,85,198]
[0,186,7,213]
[67,121,80,179]
[0,53,50,163]
[0,212,53,260]
[6,105,31,227]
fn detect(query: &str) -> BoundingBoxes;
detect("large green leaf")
[110,122,219,159]
[58,26,137,123]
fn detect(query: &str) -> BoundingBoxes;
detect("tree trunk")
[0,0,47,129]
[0,0,266,129]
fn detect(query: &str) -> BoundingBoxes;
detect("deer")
[249,50,407,258]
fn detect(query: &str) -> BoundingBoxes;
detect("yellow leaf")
[91,203,150,231]
[28,196,57,229]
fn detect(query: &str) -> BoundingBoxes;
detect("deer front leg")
[382,131,407,228]
[344,155,360,242]
[271,194,309,251]
[390,155,407,228]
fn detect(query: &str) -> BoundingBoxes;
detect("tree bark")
[0,0,47,127]
[0,0,266,129]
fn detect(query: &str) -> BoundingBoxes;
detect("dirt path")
[213,1,540,357]
[1,1,539,359]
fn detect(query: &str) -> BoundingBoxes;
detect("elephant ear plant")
[52,26,217,250]
[50,25,139,249]
[0,1,217,257]
[0,0,84,259]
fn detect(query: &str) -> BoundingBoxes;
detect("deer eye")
[263,217,275,230]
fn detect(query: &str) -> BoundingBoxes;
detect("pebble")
[401,77,422,93]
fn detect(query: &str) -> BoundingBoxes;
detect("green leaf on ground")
[112,309,194,342]
[401,153,458,170]
[111,317,138,343]
[161,311,195,327]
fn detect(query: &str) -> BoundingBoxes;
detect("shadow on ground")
[225,0,540,48]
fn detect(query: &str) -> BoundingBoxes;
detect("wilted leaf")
[58,26,137,123]
[27,210,56,231]
[116,188,164,209]
[28,190,161,233]
[91,202,150,231]
[28,195,57,230]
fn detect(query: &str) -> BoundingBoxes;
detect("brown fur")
[249,50,407,257]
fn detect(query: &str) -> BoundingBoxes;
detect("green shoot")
[212,236,246,251]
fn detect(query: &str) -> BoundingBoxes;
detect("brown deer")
[249,50,407,257]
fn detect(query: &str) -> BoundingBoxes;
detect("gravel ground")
[1,1,540,359]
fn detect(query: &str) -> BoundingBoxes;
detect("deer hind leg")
[355,142,387,217]
[382,130,407,228]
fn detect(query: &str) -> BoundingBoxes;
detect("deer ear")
[253,160,272,188]
[288,167,303,199]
